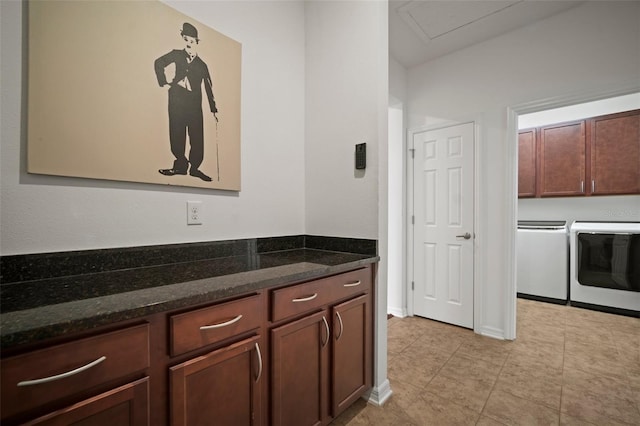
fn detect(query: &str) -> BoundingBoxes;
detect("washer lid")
[518,220,567,229]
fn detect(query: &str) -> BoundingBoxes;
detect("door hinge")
[411,281,414,290]
[409,148,415,159]
[412,215,415,225]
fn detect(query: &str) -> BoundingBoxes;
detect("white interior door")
[412,122,474,328]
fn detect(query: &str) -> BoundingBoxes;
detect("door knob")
[456,232,471,240]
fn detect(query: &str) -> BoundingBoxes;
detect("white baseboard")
[364,379,393,406]
[387,307,407,318]
[479,325,506,340]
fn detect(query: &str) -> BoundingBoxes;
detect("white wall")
[388,56,407,317]
[518,93,640,129]
[304,1,383,240]
[1,0,391,405]
[0,0,306,255]
[519,195,640,223]
[406,1,640,338]
[304,0,391,405]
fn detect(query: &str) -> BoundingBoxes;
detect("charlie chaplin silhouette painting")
[154,22,218,182]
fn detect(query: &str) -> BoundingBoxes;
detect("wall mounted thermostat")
[355,143,366,170]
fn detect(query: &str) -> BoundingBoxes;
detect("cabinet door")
[24,377,149,426]
[590,109,640,195]
[271,310,329,426]
[170,335,263,426]
[539,121,586,197]
[518,129,537,198]
[331,294,371,417]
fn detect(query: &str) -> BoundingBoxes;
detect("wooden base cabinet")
[270,267,373,426]
[24,378,149,426]
[271,311,329,426]
[1,324,150,426]
[331,294,371,417]
[170,335,263,426]
[1,266,374,426]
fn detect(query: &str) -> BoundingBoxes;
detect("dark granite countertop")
[1,236,378,350]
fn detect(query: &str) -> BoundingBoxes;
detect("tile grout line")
[422,336,490,426]
[383,303,639,426]
[475,346,511,425]
[559,310,567,425]
[482,307,566,422]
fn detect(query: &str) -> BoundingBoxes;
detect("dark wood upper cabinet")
[518,109,640,198]
[589,109,640,195]
[518,129,537,198]
[538,120,586,197]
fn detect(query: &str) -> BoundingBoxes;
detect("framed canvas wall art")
[27,0,242,190]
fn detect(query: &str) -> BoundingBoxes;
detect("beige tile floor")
[332,298,640,425]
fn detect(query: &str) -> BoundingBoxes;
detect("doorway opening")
[509,91,640,338]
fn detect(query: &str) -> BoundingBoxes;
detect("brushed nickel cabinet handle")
[343,280,361,287]
[580,180,584,193]
[254,342,262,383]
[199,314,243,330]
[17,356,107,387]
[292,293,318,303]
[335,312,344,340]
[592,180,595,193]
[321,316,330,348]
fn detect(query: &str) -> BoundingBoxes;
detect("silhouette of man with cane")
[155,22,218,182]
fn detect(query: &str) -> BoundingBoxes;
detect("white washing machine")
[517,221,568,303]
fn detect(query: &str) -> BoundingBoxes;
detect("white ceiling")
[390,0,585,68]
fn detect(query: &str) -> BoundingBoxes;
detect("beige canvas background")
[27,1,241,191]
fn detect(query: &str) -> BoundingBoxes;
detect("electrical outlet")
[187,201,202,225]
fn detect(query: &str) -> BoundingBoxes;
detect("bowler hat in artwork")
[181,22,199,40]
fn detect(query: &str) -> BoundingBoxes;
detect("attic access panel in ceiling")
[390,1,585,68]
[399,0,521,42]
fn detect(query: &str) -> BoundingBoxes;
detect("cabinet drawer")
[326,267,371,302]
[271,268,371,322]
[170,293,262,356]
[1,324,149,421]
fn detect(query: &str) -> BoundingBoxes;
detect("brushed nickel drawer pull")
[254,342,263,383]
[343,280,361,287]
[17,356,107,387]
[199,314,243,330]
[292,293,318,303]
[335,312,344,340]
[321,316,330,348]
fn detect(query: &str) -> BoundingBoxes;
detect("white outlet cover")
[187,201,202,225]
